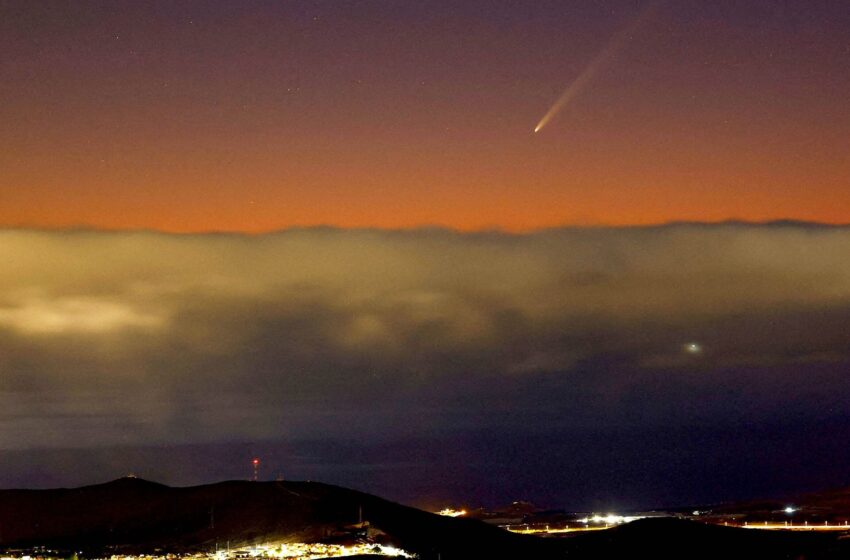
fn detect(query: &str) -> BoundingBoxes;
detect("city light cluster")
[211,543,414,559]
[577,514,643,525]
[435,508,467,517]
[0,543,414,560]
[224,543,413,560]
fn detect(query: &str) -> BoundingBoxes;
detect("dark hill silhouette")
[705,484,850,522]
[2,478,850,559]
[0,478,553,559]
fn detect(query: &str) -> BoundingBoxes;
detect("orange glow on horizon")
[3,168,849,234]
[2,1,848,234]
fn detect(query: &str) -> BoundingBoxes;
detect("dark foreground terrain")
[1,478,849,559]
[564,517,848,559]
[0,478,550,559]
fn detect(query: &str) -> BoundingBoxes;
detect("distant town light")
[582,513,641,525]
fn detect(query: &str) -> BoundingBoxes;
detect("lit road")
[506,525,612,534]
[737,521,850,531]
[505,519,850,535]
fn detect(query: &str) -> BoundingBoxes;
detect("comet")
[533,1,664,133]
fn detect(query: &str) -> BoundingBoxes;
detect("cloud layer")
[1,225,849,468]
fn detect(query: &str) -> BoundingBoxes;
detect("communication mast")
[251,457,260,481]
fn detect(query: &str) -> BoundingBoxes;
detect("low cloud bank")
[1,224,849,450]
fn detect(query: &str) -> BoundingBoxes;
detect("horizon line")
[2,218,849,237]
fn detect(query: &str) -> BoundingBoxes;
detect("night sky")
[2,1,850,511]
[2,0,849,230]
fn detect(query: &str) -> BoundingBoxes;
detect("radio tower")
[251,457,260,481]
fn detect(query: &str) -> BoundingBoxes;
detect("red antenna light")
[251,457,260,481]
